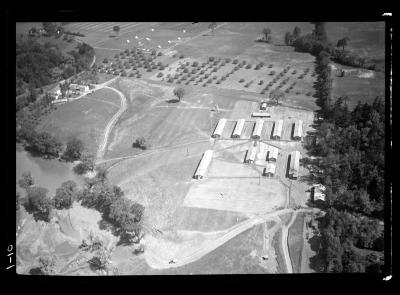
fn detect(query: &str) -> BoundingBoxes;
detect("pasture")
[36,88,120,155]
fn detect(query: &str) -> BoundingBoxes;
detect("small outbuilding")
[252,119,264,139]
[272,120,283,140]
[260,101,267,110]
[212,118,227,138]
[194,150,214,180]
[293,120,303,141]
[232,119,245,139]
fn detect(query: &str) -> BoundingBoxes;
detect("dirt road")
[96,85,127,160]
[281,211,297,273]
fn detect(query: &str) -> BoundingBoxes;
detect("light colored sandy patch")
[183,178,286,213]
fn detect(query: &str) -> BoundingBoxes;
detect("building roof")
[290,150,300,172]
[252,112,270,117]
[273,120,283,137]
[293,120,303,138]
[252,119,264,138]
[267,145,279,160]
[195,150,214,177]
[213,118,227,137]
[233,119,245,137]
[264,163,276,174]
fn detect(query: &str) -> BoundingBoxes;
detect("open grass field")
[152,224,268,274]
[37,88,120,155]
[331,68,385,109]
[288,212,305,273]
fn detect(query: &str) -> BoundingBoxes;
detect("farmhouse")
[252,112,270,118]
[289,150,301,179]
[212,118,227,138]
[312,184,326,202]
[194,150,214,180]
[266,145,279,162]
[232,119,245,138]
[272,120,283,140]
[260,101,267,110]
[263,163,276,177]
[293,120,303,141]
[252,119,264,139]
[49,89,62,100]
[245,146,257,164]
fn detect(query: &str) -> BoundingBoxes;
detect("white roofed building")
[194,150,214,180]
[245,146,257,164]
[252,119,264,139]
[293,120,303,141]
[289,150,301,179]
[232,119,245,138]
[212,118,227,138]
[263,163,276,177]
[266,145,279,162]
[272,120,283,140]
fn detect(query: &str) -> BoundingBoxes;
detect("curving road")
[96,85,127,161]
[281,211,297,273]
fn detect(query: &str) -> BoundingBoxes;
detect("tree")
[293,26,302,39]
[108,197,144,243]
[42,22,57,36]
[262,28,272,42]
[54,180,78,210]
[24,186,53,222]
[284,32,294,46]
[37,255,59,275]
[173,87,185,101]
[30,132,63,158]
[270,89,285,105]
[132,136,148,150]
[73,153,95,175]
[18,171,34,189]
[27,84,37,103]
[113,26,120,35]
[63,137,84,161]
[337,37,350,52]
[89,248,110,271]
[209,22,217,35]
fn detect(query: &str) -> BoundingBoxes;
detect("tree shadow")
[29,267,43,275]
[308,234,325,272]
[166,98,180,103]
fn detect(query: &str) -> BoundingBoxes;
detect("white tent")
[293,120,303,140]
[194,150,214,180]
[232,119,245,138]
[252,112,270,118]
[252,119,264,139]
[272,120,283,140]
[212,118,227,138]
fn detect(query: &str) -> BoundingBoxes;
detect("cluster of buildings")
[49,83,90,105]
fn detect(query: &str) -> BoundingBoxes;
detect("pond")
[16,146,85,198]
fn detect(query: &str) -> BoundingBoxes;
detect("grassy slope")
[36,88,120,155]
[271,228,287,273]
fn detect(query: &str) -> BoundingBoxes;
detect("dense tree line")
[18,170,144,245]
[16,38,95,95]
[303,26,385,272]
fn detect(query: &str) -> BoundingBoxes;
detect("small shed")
[212,118,227,138]
[263,163,276,177]
[266,145,279,162]
[51,98,68,105]
[272,120,283,140]
[293,120,303,141]
[252,119,264,139]
[194,150,214,180]
[232,119,245,138]
[78,85,89,92]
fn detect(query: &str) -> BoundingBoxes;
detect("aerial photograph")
[15,21,386,275]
